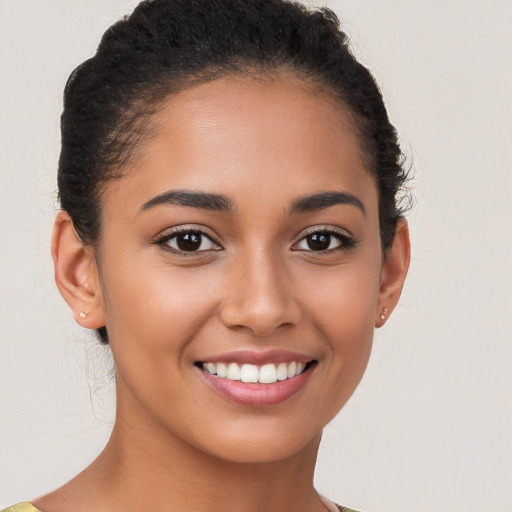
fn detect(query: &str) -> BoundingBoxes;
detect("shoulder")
[320,495,361,512]
[1,504,41,512]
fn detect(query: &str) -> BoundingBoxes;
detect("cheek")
[97,246,221,363]
[303,260,381,334]
[98,258,219,416]
[302,265,379,417]
[298,252,381,385]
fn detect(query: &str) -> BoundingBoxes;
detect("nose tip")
[219,297,301,337]
[218,262,302,336]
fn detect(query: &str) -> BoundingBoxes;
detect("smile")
[196,355,317,407]
[201,361,307,384]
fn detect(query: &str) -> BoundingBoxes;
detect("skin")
[42,75,410,512]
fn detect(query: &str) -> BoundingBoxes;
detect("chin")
[186,416,324,465]
[209,437,320,465]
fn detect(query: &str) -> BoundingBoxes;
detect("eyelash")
[154,226,356,255]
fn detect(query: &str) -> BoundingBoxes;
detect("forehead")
[103,74,377,216]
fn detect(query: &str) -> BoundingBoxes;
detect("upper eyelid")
[154,224,220,243]
[294,225,353,241]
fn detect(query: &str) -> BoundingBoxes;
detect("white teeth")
[259,363,277,384]
[240,364,259,383]
[276,362,288,381]
[202,360,309,383]
[216,362,227,378]
[226,362,241,380]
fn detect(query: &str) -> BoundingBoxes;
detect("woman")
[3,0,410,510]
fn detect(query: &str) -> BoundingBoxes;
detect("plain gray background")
[1,1,511,510]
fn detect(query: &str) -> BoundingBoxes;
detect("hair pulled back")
[58,0,408,342]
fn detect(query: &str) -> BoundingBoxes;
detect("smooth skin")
[42,75,410,512]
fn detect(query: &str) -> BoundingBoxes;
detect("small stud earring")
[380,307,388,321]
[78,311,87,319]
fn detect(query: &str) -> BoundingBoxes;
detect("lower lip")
[198,364,315,407]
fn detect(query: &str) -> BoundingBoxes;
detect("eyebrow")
[140,190,234,213]
[289,191,366,215]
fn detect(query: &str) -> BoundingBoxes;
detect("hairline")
[86,66,378,248]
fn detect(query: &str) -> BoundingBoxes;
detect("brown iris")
[175,231,203,251]
[306,233,332,251]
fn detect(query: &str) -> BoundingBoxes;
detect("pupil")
[177,232,201,251]
[307,233,330,251]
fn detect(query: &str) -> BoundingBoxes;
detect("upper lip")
[197,349,314,365]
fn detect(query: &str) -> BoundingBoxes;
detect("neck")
[97,417,324,512]
[35,385,326,512]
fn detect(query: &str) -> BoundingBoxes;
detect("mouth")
[196,360,313,384]
[195,356,317,407]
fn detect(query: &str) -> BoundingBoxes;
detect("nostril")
[219,298,302,336]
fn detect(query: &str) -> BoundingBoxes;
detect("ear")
[51,211,106,329]
[375,218,411,327]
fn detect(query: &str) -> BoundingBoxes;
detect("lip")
[196,356,316,408]
[198,349,312,365]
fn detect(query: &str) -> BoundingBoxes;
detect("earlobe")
[375,219,411,328]
[51,212,106,329]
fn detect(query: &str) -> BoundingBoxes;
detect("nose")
[218,250,302,337]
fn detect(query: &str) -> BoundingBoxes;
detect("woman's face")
[91,76,390,463]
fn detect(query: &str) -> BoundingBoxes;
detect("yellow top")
[1,504,40,512]
[2,500,359,512]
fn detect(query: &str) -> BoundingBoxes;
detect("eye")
[293,229,355,252]
[158,229,221,253]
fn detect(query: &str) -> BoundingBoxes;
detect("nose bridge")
[219,244,300,335]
